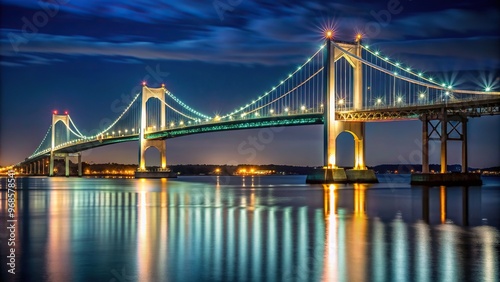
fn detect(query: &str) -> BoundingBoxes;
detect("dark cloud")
[1,0,214,22]
[391,8,500,38]
[1,1,498,68]
[103,57,142,64]
[0,27,317,66]
[0,60,24,67]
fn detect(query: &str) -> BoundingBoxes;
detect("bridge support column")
[139,140,166,171]
[65,154,70,177]
[324,38,335,167]
[412,113,478,185]
[42,158,46,175]
[421,115,429,173]
[354,126,366,170]
[462,119,468,173]
[78,153,82,177]
[49,152,55,176]
[440,112,447,173]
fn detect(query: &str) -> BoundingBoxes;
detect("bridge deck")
[23,98,500,164]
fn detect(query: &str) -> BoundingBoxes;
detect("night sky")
[1,0,499,168]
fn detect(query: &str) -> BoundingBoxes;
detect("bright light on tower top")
[142,81,147,86]
[325,30,333,39]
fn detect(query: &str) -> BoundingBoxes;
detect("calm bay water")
[1,175,499,282]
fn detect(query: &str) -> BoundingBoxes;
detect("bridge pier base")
[306,167,378,184]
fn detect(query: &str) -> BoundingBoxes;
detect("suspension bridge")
[10,35,500,184]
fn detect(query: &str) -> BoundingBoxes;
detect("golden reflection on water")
[322,184,369,281]
[47,190,72,281]
[350,184,367,282]
[137,191,150,281]
[322,184,339,282]
[353,184,366,216]
[440,186,447,224]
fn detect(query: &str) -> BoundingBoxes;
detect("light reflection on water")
[0,175,499,282]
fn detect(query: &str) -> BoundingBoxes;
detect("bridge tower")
[49,113,69,176]
[307,36,377,184]
[324,38,366,169]
[138,85,167,171]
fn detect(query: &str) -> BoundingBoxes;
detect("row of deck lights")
[106,128,136,136]
[372,90,453,106]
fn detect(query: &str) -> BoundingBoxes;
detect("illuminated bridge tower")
[49,113,81,177]
[308,35,377,183]
[138,85,167,171]
[49,113,69,176]
[324,37,366,169]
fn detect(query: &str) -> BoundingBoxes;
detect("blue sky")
[1,0,499,167]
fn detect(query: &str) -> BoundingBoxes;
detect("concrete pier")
[306,168,378,184]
